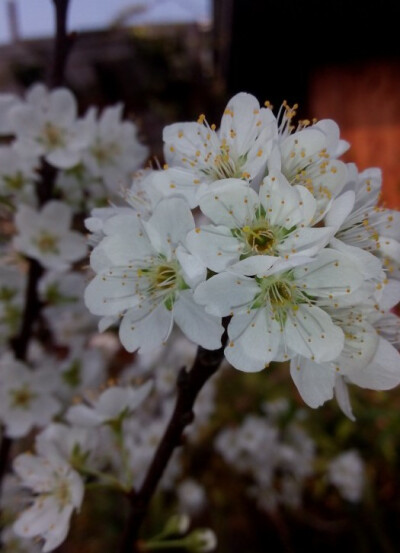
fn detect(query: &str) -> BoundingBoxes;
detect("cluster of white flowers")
[1,329,217,551]
[0,82,150,552]
[0,83,148,209]
[0,82,398,553]
[84,92,400,416]
[215,400,367,511]
[215,403,316,511]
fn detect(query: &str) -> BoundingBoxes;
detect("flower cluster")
[85,92,400,416]
[0,81,399,553]
[215,399,366,511]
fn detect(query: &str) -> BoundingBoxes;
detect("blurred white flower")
[327,450,365,502]
[13,201,87,271]
[13,452,84,552]
[66,381,153,427]
[0,355,60,438]
[82,104,148,192]
[177,479,207,516]
[8,84,90,169]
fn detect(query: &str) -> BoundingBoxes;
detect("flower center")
[10,385,36,409]
[54,479,72,507]
[252,272,306,328]
[268,280,293,305]
[42,122,65,149]
[242,224,276,254]
[153,264,178,290]
[34,231,59,254]
[91,140,121,165]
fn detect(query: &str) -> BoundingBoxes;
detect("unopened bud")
[185,529,217,552]
[163,514,190,536]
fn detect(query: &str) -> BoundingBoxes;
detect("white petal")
[294,184,317,225]
[194,272,259,316]
[346,337,400,390]
[280,226,334,258]
[144,197,194,256]
[295,248,363,298]
[14,497,68,542]
[163,121,207,165]
[150,167,202,208]
[220,92,265,154]
[338,321,379,372]
[58,233,87,262]
[66,405,104,427]
[119,301,174,353]
[225,309,281,371]
[99,227,153,267]
[229,255,277,275]
[380,279,400,311]
[379,236,400,261]
[325,190,356,231]
[173,290,223,349]
[13,454,54,492]
[84,273,141,316]
[46,149,81,169]
[96,382,152,418]
[198,179,259,227]
[286,304,344,362]
[329,237,384,282]
[186,225,241,272]
[334,375,355,421]
[290,356,335,408]
[41,201,72,230]
[9,104,41,135]
[259,171,306,228]
[48,88,77,124]
[41,505,74,552]
[176,245,206,288]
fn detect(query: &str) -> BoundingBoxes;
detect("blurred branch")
[51,0,73,87]
[120,322,229,553]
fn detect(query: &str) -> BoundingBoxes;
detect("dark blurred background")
[1,0,399,207]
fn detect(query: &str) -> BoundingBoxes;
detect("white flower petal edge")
[290,357,335,408]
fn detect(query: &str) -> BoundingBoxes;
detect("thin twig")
[120,324,229,553]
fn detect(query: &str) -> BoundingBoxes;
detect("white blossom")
[0,356,60,438]
[13,201,87,271]
[327,450,365,502]
[157,92,277,206]
[0,145,38,204]
[66,381,153,427]
[8,84,90,169]
[177,479,207,516]
[85,197,223,352]
[187,174,332,274]
[81,104,149,192]
[13,452,84,552]
[195,248,362,373]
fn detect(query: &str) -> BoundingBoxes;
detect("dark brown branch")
[10,259,43,362]
[50,0,73,88]
[120,324,228,553]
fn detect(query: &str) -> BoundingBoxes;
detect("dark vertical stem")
[10,259,43,362]
[120,325,228,553]
[50,0,72,88]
